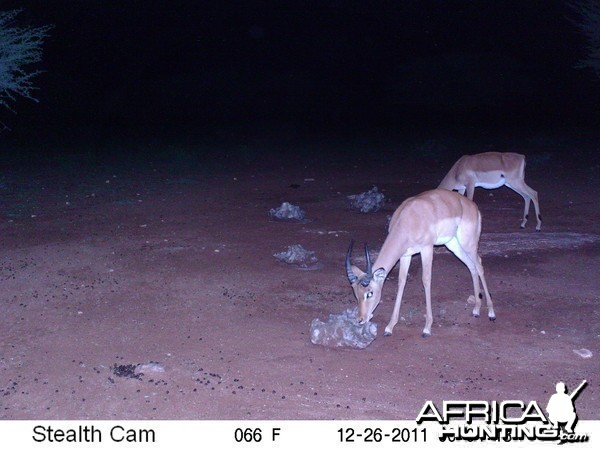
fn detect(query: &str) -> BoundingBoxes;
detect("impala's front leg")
[420,246,434,337]
[465,183,475,201]
[475,255,496,321]
[384,256,411,336]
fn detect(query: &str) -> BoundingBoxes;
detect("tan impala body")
[438,152,541,231]
[346,189,495,337]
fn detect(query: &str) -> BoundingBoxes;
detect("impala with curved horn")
[346,188,496,338]
[438,152,541,231]
[345,241,373,288]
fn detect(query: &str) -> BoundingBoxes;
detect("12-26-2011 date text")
[338,427,426,443]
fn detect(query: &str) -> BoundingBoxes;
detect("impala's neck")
[374,232,407,275]
[438,164,458,190]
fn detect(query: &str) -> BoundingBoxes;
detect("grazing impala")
[438,152,541,231]
[346,188,495,338]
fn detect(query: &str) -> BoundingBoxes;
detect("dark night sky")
[2,0,599,150]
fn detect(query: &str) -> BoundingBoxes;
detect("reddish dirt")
[1,147,598,420]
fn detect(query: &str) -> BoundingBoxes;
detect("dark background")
[1,0,599,159]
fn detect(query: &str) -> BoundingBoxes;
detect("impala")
[438,152,541,231]
[346,188,495,338]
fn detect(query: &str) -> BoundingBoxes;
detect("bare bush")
[569,0,600,78]
[0,9,52,112]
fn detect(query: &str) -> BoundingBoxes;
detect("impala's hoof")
[520,225,525,229]
[383,331,392,337]
[472,312,480,318]
[489,316,496,322]
[422,332,431,338]
[536,229,541,233]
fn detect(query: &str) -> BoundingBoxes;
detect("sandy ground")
[1,144,598,420]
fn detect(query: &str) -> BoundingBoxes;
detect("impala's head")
[345,240,386,324]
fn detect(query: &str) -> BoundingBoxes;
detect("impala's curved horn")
[360,243,373,287]
[346,240,358,284]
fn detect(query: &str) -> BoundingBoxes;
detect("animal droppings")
[111,364,143,380]
[310,307,377,349]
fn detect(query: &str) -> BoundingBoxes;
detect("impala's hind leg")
[507,179,541,231]
[445,238,495,321]
[420,246,435,337]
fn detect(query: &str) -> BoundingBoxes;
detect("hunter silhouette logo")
[546,380,587,435]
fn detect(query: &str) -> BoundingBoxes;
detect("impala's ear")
[373,268,386,283]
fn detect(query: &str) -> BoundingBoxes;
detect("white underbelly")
[434,235,453,246]
[475,179,506,189]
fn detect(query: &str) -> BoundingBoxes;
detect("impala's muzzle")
[358,312,374,325]
[358,300,376,324]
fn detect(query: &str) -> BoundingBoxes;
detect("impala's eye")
[366,291,374,299]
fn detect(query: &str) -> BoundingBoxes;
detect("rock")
[310,307,377,349]
[273,244,319,270]
[347,186,385,213]
[572,348,593,359]
[269,202,306,221]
